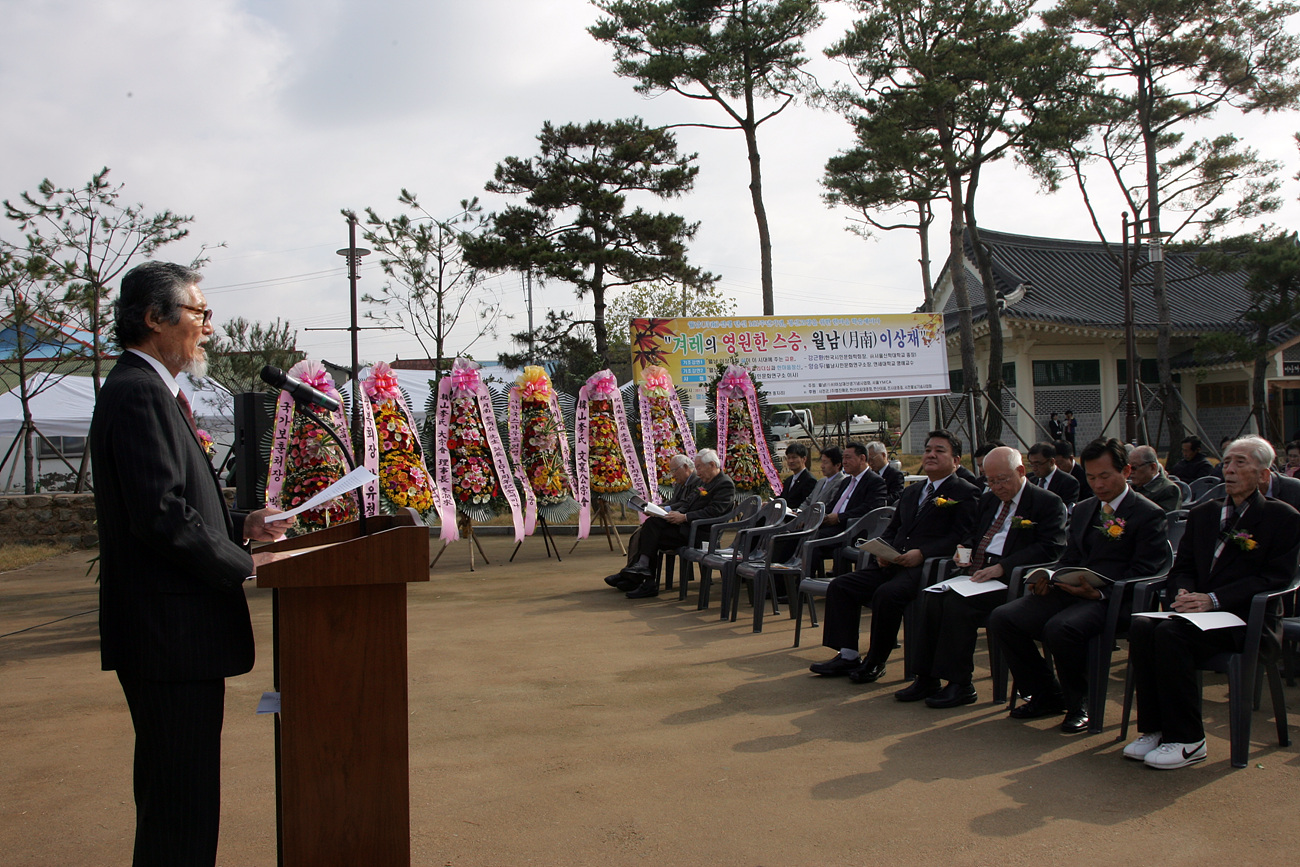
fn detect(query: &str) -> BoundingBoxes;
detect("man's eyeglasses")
[179,304,214,325]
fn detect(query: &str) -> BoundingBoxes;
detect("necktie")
[1102,502,1114,516]
[176,390,199,437]
[920,482,936,508]
[971,499,1013,571]
[833,475,858,514]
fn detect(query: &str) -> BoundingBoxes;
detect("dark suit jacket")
[879,464,905,505]
[92,352,255,681]
[780,469,816,509]
[1169,493,1299,618]
[955,465,979,485]
[1057,489,1169,586]
[881,473,980,561]
[678,472,736,523]
[1030,468,1080,507]
[806,470,846,509]
[1169,455,1215,482]
[964,482,1068,574]
[828,469,889,526]
[1066,461,1088,492]
[664,473,701,510]
[1133,472,1183,512]
[1268,473,1300,511]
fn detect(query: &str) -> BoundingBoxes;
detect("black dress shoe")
[624,562,652,576]
[605,573,630,588]
[925,681,978,709]
[1008,693,1067,720]
[625,580,660,599]
[809,654,862,676]
[848,659,886,684]
[1060,710,1090,735]
[895,676,942,702]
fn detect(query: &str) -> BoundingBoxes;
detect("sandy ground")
[1,535,1297,866]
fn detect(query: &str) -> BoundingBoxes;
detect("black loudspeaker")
[233,392,276,511]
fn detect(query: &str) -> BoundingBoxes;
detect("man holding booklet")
[1123,436,1300,769]
[896,447,1068,707]
[987,438,1168,734]
[809,430,979,683]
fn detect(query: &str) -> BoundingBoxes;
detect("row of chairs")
[658,496,1294,767]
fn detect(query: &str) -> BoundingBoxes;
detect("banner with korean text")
[629,314,948,403]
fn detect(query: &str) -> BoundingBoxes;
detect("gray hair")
[669,454,693,470]
[1130,445,1159,466]
[1227,435,1274,469]
[114,261,201,348]
[866,441,887,457]
[695,448,721,467]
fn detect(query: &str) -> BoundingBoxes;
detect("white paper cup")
[954,546,972,566]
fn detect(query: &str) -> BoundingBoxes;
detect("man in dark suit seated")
[1128,445,1183,512]
[1054,439,1089,492]
[604,454,697,591]
[92,262,293,866]
[1124,435,1300,768]
[987,438,1168,734]
[866,440,905,505]
[809,430,980,683]
[816,441,888,537]
[804,446,846,510]
[1263,468,1300,510]
[621,448,736,599]
[1168,436,1215,481]
[897,447,1068,707]
[1027,441,1080,507]
[779,441,816,509]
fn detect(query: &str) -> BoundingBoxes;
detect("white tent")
[0,373,234,438]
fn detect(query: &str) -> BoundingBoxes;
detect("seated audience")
[809,430,979,684]
[620,450,735,599]
[1169,436,1215,481]
[604,454,697,591]
[898,447,1067,707]
[1054,440,1089,491]
[866,440,905,505]
[817,442,887,536]
[1284,441,1300,478]
[779,442,816,509]
[1127,445,1183,512]
[1124,436,1300,768]
[1027,441,1080,507]
[805,446,846,510]
[987,438,1168,734]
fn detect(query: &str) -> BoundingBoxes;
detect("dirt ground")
[1,535,1296,866]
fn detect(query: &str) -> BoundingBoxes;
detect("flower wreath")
[575,369,649,539]
[637,365,696,499]
[265,359,378,534]
[715,365,781,495]
[361,362,437,520]
[430,358,524,543]
[508,366,577,531]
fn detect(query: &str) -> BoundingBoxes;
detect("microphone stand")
[291,400,368,538]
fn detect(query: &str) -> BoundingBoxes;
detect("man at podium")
[91,262,291,867]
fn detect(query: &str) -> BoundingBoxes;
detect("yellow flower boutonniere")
[1011,516,1034,530]
[1098,514,1125,539]
[1228,531,1258,551]
[698,487,708,496]
[934,496,958,508]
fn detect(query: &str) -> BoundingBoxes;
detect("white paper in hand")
[262,466,377,522]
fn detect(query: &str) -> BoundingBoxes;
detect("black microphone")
[260,365,341,412]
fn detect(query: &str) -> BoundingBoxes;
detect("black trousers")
[913,587,1005,683]
[820,563,923,662]
[630,517,690,566]
[985,591,1106,712]
[1130,615,1241,744]
[117,672,226,867]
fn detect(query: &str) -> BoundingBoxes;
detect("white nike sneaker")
[1122,732,1162,760]
[1144,740,1207,769]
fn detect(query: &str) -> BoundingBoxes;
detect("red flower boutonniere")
[1227,530,1258,552]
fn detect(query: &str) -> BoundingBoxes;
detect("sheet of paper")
[262,466,377,522]
[1133,610,1247,630]
[644,502,668,518]
[925,575,1008,596]
[256,691,281,714]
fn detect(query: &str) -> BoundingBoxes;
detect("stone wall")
[0,493,99,548]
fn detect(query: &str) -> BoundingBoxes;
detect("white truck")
[770,408,888,442]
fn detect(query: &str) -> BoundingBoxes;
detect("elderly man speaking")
[619,449,735,599]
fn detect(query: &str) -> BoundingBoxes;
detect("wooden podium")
[256,512,429,867]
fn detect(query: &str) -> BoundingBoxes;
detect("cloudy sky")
[3,0,1299,369]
